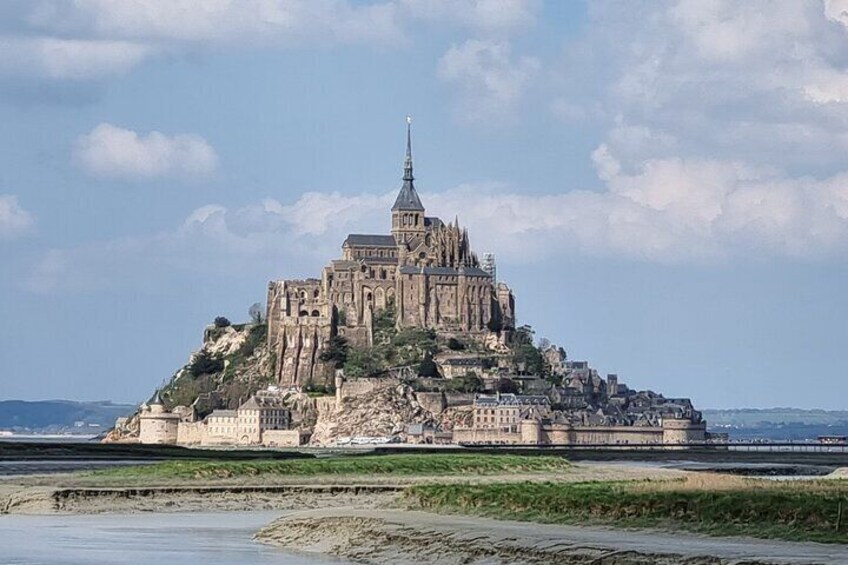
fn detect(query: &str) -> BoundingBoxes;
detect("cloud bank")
[73,123,218,179]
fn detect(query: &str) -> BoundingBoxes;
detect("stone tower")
[391,116,426,244]
[482,253,496,284]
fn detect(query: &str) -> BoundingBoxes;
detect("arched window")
[313,288,320,298]
[298,310,308,317]
[311,310,320,317]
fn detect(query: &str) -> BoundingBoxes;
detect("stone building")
[138,388,297,447]
[453,378,707,446]
[267,120,516,386]
[138,391,180,444]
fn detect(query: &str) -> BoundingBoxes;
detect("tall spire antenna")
[403,115,413,182]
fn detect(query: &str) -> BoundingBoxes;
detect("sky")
[1,0,847,409]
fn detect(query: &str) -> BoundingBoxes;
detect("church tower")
[391,117,426,244]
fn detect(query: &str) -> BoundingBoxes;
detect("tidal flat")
[3,453,848,564]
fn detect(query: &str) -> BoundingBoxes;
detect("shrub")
[447,337,466,351]
[512,343,548,376]
[417,353,440,378]
[343,348,383,378]
[214,316,232,328]
[494,377,519,394]
[319,335,350,369]
[447,373,484,393]
[188,351,225,377]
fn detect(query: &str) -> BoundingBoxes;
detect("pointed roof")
[147,389,163,406]
[392,116,425,212]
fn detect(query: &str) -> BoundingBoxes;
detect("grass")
[90,454,571,480]
[405,478,848,544]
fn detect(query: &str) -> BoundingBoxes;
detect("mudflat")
[256,507,848,565]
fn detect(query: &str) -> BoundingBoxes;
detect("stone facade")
[266,122,516,386]
[138,388,293,446]
[138,391,180,444]
[453,391,707,446]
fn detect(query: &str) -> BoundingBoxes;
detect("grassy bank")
[405,477,848,544]
[91,454,571,480]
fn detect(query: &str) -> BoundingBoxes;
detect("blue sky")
[1,0,847,409]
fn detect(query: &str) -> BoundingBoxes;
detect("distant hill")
[703,408,848,441]
[0,400,136,433]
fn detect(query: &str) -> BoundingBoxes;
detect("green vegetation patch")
[91,454,570,480]
[405,480,848,544]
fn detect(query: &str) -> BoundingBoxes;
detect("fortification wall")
[262,429,305,447]
[452,426,522,445]
[444,393,475,407]
[569,426,664,445]
[176,421,205,445]
[139,414,179,444]
[340,377,401,399]
[663,419,707,445]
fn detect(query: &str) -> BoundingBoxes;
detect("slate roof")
[343,234,397,247]
[475,394,550,407]
[362,257,398,265]
[441,357,485,366]
[459,267,491,277]
[205,410,237,420]
[398,265,491,277]
[392,180,425,211]
[424,216,443,229]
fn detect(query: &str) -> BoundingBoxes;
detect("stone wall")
[566,426,664,445]
[176,421,205,445]
[139,413,179,444]
[444,392,475,407]
[262,429,306,447]
[339,377,402,399]
[452,426,522,444]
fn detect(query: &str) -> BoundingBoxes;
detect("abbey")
[266,121,516,386]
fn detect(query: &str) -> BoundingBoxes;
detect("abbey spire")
[392,116,425,213]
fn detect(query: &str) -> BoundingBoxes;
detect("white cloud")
[553,1,848,170]
[438,39,539,123]
[0,195,35,240]
[27,160,848,293]
[0,37,152,80]
[0,1,541,84]
[73,123,218,179]
[26,0,406,46]
[400,0,539,34]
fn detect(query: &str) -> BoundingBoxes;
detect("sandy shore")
[4,462,846,564]
[0,462,686,514]
[1,484,400,514]
[256,507,848,565]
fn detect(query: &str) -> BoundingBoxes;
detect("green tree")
[447,372,485,393]
[343,348,383,378]
[494,377,519,394]
[417,353,440,377]
[447,337,466,351]
[214,316,231,328]
[319,335,350,369]
[188,351,224,377]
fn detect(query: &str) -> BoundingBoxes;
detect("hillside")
[704,408,848,441]
[0,400,135,433]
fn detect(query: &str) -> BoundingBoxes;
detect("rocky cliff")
[105,322,276,442]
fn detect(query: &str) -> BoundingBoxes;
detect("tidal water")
[0,511,345,565]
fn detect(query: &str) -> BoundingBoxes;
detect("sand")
[256,507,848,565]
